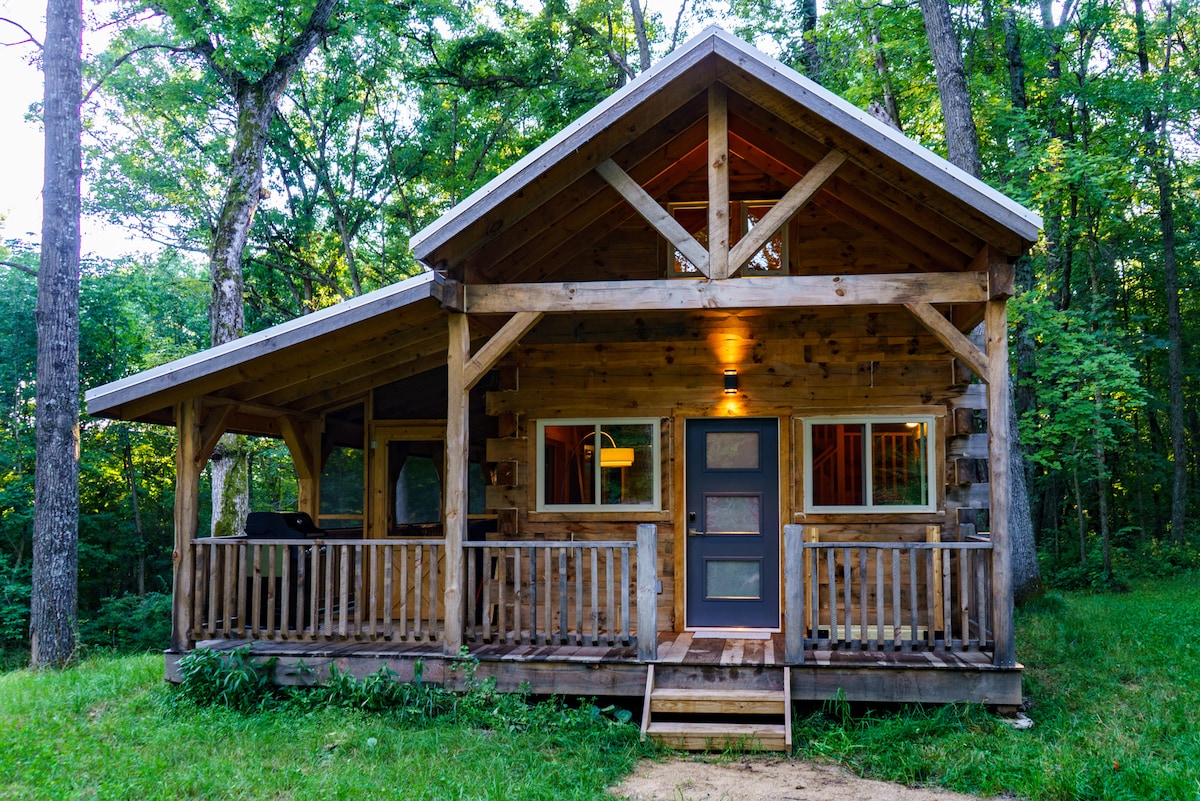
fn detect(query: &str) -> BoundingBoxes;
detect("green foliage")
[0,554,30,654]
[78,592,172,653]
[793,573,1200,799]
[174,646,285,712]
[0,653,643,800]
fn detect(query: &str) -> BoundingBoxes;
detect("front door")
[685,418,779,629]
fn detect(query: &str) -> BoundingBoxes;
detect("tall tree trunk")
[799,0,820,80]
[191,0,339,537]
[917,0,981,176]
[30,0,82,668]
[864,8,902,130]
[1133,0,1186,543]
[919,0,1040,602]
[629,0,651,72]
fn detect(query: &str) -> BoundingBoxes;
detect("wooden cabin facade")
[86,28,1040,746]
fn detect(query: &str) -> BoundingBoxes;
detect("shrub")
[79,592,172,652]
[0,555,30,651]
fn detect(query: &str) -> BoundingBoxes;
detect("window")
[537,419,660,511]
[803,417,935,513]
[668,201,788,276]
[319,444,365,531]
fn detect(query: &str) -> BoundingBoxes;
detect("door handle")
[688,528,705,537]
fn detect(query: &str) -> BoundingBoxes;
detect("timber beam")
[729,149,845,276]
[904,302,990,382]
[459,273,988,314]
[596,159,710,276]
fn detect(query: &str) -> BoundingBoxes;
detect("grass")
[3,574,1197,800]
[793,571,1200,800]
[0,654,644,800]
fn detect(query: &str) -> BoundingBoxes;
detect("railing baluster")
[236,542,247,637]
[574,546,584,646]
[841,546,852,646]
[558,548,568,644]
[338,545,350,638]
[512,545,522,644]
[529,546,539,645]
[605,547,615,645]
[429,544,439,642]
[482,545,493,642]
[413,544,424,641]
[251,544,262,637]
[383,545,393,640]
[890,550,901,650]
[826,548,837,648]
[907,545,918,649]
[873,549,883,650]
[543,548,553,646]
[620,546,630,645]
[856,548,867,649]
[590,546,600,646]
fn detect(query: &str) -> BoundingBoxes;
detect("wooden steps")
[640,664,793,752]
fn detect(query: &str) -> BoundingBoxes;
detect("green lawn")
[793,571,1200,800]
[2,573,1197,800]
[0,655,643,800]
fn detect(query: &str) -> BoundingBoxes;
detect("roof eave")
[85,271,445,420]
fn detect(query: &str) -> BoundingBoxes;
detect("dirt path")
[610,757,998,801]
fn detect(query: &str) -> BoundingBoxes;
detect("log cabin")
[86,27,1041,750]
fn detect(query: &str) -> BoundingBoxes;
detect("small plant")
[173,646,281,711]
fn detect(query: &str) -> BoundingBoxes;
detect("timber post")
[784,524,805,664]
[636,524,658,661]
[171,398,201,652]
[444,312,470,654]
[986,300,1016,667]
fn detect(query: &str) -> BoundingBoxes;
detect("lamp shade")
[599,447,635,468]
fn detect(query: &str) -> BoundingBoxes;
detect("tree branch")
[82,43,195,105]
[0,17,42,49]
[1,260,37,277]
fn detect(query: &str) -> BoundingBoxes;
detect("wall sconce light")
[724,368,738,395]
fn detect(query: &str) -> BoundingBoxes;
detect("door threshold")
[688,628,775,640]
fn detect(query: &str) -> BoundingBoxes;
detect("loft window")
[803,417,935,513]
[668,201,789,276]
[536,419,660,511]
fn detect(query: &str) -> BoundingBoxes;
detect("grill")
[244,511,324,538]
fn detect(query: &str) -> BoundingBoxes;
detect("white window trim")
[802,415,937,514]
[536,418,661,512]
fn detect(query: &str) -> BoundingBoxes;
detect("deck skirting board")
[167,640,1021,705]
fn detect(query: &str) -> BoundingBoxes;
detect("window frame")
[802,415,937,514]
[535,418,661,512]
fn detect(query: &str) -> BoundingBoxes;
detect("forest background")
[0,0,1196,660]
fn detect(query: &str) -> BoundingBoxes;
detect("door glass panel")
[705,559,762,599]
[705,431,759,469]
[705,494,761,534]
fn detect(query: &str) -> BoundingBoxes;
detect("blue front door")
[684,418,780,629]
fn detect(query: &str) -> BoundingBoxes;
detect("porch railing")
[188,525,659,658]
[784,525,993,662]
[463,540,635,648]
[190,537,443,642]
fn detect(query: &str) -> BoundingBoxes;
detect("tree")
[916,0,1041,601]
[30,0,82,667]
[153,0,339,537]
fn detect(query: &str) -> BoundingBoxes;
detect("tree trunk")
[800,0,820,81]
[30,0,82,668]
[1093,387,1112,579]
[917,0,981,176]
[919,0,1040,601]
[1133,0,1186,543]
[197,0,339,538]
[629,0,651,72]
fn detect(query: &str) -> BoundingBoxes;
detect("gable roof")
[411,26,1041,273]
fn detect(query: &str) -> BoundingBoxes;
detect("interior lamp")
[724,369,738,395]
[596,431,635,468]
